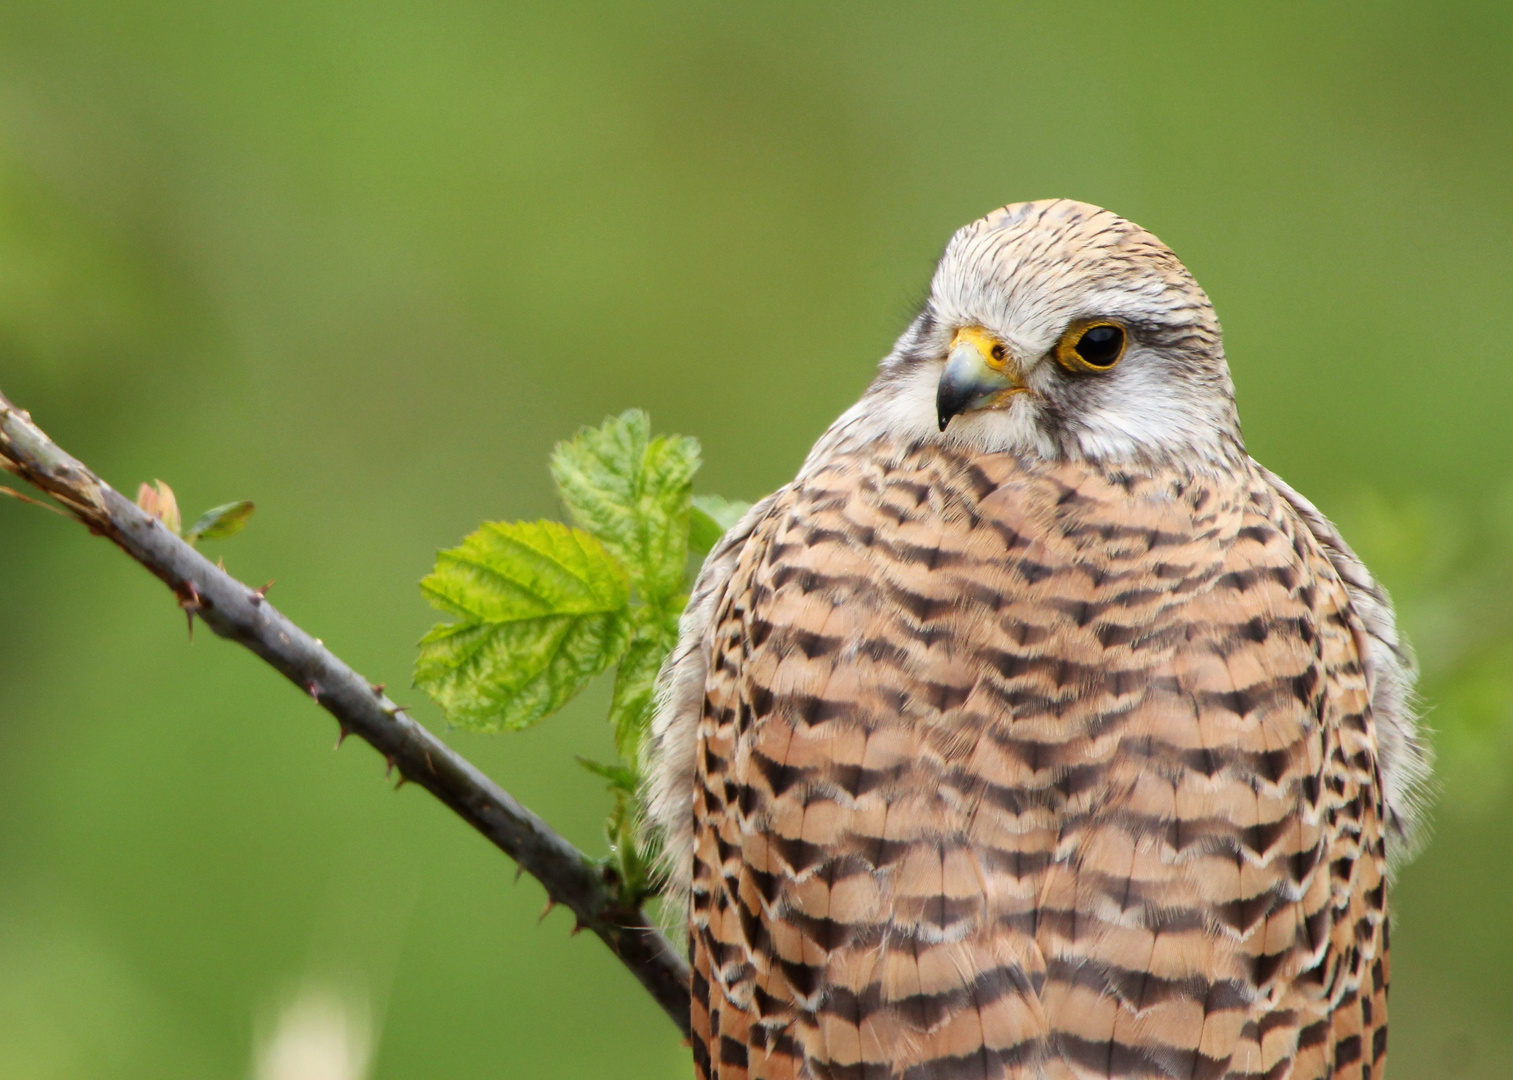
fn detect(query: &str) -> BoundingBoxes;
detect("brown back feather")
[677,441,1389,1080]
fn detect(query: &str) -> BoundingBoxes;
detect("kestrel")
[646,200,1429,1080]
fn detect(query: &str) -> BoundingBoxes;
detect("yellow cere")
[949,326,1009,371]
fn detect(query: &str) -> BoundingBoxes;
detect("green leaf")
[689,494,752,552]
[186,500,255,542]
[550,410,701,604]
[608,603,682,764]
[577,755,657,904]
[575,756,637,793]
[415,520,632,731]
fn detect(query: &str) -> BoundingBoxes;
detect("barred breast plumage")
[645,200,1424,1080]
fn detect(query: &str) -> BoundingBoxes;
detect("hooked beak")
[936,327,1026,431]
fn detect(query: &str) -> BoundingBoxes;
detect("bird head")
[859,200,1243,467]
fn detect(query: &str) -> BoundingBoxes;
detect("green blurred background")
[1,2,1510,1076]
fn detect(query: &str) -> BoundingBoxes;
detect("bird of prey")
[646,199,1429,1080]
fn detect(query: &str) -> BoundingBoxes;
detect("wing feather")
[1256,462,1431,866]
[646,492,782,917]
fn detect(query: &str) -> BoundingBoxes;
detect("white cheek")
[862,363,941,440]
[1071,358,1227,461]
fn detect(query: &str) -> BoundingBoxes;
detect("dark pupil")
[1075,325,1123,366]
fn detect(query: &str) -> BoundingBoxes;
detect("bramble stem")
[0,389,691,1036]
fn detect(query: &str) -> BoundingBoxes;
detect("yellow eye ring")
[1055,320,1127,373]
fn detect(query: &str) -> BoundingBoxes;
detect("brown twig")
[0,389,691,1035]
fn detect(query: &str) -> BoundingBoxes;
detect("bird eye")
[1055,321,1127,373]
[990,343,1007,361]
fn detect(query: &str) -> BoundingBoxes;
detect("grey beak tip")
[936,380,969,431]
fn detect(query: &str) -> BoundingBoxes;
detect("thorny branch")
[0,388,692,1036]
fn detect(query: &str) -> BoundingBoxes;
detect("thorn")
[393,771,408,790]
[334,725,351,750]
[178,582,202,643]
[384,755,397,778]
[369,682,385,696]
[306,680,321,702]
[216,556,226,571]
[570,920,586,936]
[250,580,274,605]
[539,899,556,923]
[0,486,70,517]
[514,865,524,884]
[384,704,412,718]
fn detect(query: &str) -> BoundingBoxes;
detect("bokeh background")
[1,3,1510,1077]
